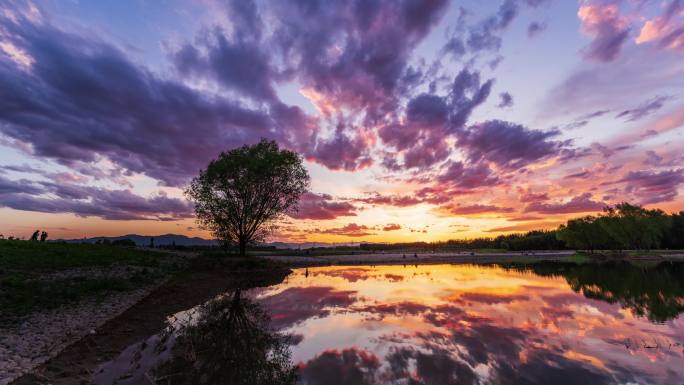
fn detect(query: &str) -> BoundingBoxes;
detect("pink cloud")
[486,222,563,232]
[616,169,684,204]
[356,193,423,207]
[524,192,605,214]
[635,0,684,52]
[441,203,514,215]
[577,2,631,62]
[382,223,402,231]
[290,192,357,220]
[318,223,376,237]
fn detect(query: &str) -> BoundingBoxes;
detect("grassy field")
[0,240,182,324]
[0,240,172,271]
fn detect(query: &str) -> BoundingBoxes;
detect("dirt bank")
[11,264,291,385]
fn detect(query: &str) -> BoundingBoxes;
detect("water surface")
[97,262,684,385]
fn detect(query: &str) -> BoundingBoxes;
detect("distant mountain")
[55,234,218,247]
[53,234,360,249]
[268,241,361,249]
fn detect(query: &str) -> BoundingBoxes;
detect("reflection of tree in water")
[504,261,684,323]
[152,289,297,385]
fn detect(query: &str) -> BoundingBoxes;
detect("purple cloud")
[456,120,566,170]
[617,169,684,204]
[527,21,547,38]
[442,203,514,215]
[615,95,670,121]
[377,68,493,170]
[578,2,631,62]
[0,175,192,220]
[356,193,422,207]
[449,69,494,129]
[466,0,519,52]
[269,0,449,113]
[172,30,276,102]
[0,0,455,191]
[0,18,298,187]
[378,93,449,158]
[290,192,357,220]
[524,193,605,214]
[497,92,514,108]
[318,223,376,237]
[308,126,374,171]
[437,161,500,189]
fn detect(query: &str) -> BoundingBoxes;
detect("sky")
[0,0,683,243]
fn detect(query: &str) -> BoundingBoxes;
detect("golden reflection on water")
[255,264,684,385]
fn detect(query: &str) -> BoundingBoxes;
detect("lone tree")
[186,139,309,257]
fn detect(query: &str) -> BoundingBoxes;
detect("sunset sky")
[0,0,683,242]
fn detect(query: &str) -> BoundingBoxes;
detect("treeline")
[361,203,683,252]
[556,203,684,251]
[361,230,565,252]
[444,230,566,251]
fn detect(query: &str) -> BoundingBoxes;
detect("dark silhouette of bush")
[112,239,136,247]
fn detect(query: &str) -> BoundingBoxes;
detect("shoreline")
[257,250,684,266]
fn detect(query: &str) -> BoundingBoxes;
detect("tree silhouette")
[186,139,309,257]
[153,289,297,385]
[600,203,671,250]
[556,203,675,252]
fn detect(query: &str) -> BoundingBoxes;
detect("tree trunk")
[239,239,246,258]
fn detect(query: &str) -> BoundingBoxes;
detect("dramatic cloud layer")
[0,0,682,239]
[616,169,684,204]
[0,175,192,220]
[456,120,567,170]
[524,193,605,214]
[290,193,358,220]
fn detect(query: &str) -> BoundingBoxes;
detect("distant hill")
[53,234,359,249]
[54,234,218,247]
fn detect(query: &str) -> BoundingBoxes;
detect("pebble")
[0,282,162,385]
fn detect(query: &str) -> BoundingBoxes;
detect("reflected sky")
[255,264,684,385]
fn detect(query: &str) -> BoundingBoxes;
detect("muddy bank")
[0,283,158,385]
[11,264,291,385]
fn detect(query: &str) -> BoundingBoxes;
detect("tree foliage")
[186,139,309,257]
[556,203,678,251]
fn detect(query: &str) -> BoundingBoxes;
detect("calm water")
[96,262,684,385]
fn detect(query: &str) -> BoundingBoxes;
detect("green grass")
[0,240,179,324]
[0,271,158,322]
[0,239,169,272]
[567,253,591,264]
[471,248,508,254]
